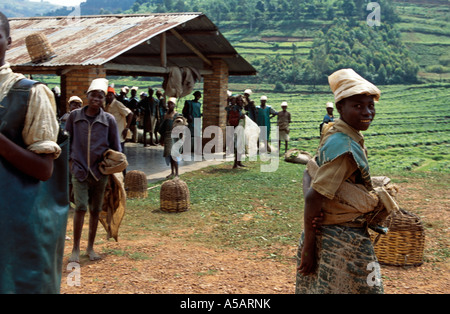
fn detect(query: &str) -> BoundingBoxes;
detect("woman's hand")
[298,244,316,275]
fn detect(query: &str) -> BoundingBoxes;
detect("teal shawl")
[317,132,372,189]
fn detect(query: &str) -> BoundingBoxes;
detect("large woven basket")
[124,170,148,199]
[25,33,56,63]
[371,208,425,267]
[160,178,190,213]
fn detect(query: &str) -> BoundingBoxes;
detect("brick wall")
[202,59,229,150]
[61,66,107,111]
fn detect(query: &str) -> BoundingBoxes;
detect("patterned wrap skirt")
[295,225,384,294]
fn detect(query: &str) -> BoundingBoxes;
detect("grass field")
[234,83,450,175]
[126,160,304,253]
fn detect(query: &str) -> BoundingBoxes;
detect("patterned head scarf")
[328,68,380,103]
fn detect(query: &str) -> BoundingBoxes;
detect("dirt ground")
[60,175,449,294]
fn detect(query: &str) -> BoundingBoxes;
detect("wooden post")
[61,66,107,109]
[160,33,167,68]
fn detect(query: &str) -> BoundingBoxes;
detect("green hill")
[394,0,450,82]
[124,0,449,84]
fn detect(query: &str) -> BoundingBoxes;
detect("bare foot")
[68,249,80,263]
[87,249,101,261]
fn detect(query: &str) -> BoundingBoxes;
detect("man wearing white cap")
[319,102,335,135]
[65,78,121,263]
[277,101,291,153]
[59,95,83,128]
[117,86,130,105]
[243,89,256,122]
[256,95,277,152]
[159,97,185,178]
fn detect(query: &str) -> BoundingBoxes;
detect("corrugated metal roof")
[7,13,256,76]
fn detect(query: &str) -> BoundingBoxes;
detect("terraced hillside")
[220,0,450,83]
[394,1,450,82]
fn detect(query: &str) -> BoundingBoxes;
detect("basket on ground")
[160,178,190,213]
[371,208,425,267]
[25,33,56,63]
[124,170,148,199]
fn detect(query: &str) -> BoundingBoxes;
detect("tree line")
[130,0,399,30]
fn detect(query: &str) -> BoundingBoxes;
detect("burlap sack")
[100,173,126,241]
[285,149,312,165]
[99,149,128,175]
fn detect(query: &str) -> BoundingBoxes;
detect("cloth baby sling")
[0,79,69,294]
[309,131,397,227]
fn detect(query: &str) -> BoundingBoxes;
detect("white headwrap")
[328,68,380,103]
[87,78,109,95]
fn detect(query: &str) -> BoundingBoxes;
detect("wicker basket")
[371,208,425,267]
[160,178,190,213]
[25,33,56,63]
[124,170,148,199]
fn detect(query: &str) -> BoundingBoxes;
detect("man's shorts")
[72,174,109,213]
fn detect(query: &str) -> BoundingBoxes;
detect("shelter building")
[7,13,256,149]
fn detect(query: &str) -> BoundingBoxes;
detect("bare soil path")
[61,175,449,294]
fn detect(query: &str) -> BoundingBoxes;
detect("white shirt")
[0,63,61,158]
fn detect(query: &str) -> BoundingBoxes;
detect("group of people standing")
[113,85,167,148]
[226,89,292,167]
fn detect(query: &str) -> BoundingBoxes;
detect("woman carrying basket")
[296,68,385,294]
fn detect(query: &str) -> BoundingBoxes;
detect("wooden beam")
[9,65,93,75]
[171,30,219,36]
[169,29,212,66]
[104,63,213,76]
[104,64,169,74]
[120,53,239,59]
[160,32,167,68]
